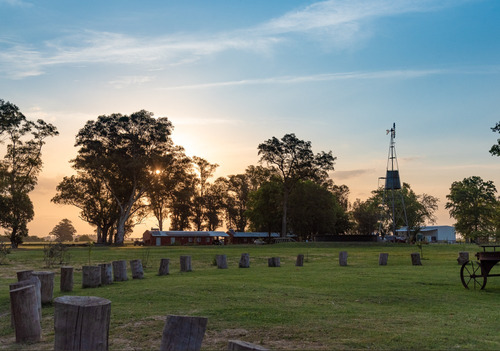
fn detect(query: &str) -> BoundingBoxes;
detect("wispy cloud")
[108,75,154,89]
[334,168,375,180]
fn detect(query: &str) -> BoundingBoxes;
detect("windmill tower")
[379,123,409,237]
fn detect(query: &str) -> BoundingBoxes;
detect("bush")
[43,242,70,267]
[0,242,11,264]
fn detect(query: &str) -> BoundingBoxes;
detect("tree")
[257,133,336,236]
[246,180,283,236]
[50,218,77,242]
[72,110,174,244]
[445,176,498,242]
[490,121,500,156]
[351,198,379,234]
[190,156,218,231]
[0,99,58,247]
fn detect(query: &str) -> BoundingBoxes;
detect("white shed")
[397,226,456,243]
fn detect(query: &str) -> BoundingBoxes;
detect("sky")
[1,0,499,238]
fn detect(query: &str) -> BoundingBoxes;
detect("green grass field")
[1,242,499,350]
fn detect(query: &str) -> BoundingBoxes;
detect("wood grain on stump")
[60,266,74,292]
[112,260,128,281]
[158,258,170,276]
[339,251,348,266]
[10,277,41,328]
[180,256,192,272]
[379,253,389,266]
[160,315,208,351]
[411,252,422,266]
[228,340,269,351]
[99,263,113,285]
[296,254,304,267]
[31,271,55,304]
[82,266,101,288]
[10,285,42,343]
[268,257,280,267]
[239,253,250,268]
[216,254,228,269]
[16,270,33,281]
[130,259,144,279]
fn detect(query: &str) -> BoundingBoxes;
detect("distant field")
[1,243,499,350]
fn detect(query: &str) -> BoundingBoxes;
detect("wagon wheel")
[460,260,487,289]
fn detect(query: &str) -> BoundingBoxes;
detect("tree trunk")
[60,266,74,292]
[99,263,113,285]
[268,257,280,267]
[239,253,250,268]
[82,266,101,288]
[216,254,228,269]
[54,296,111,351]
[130,259,144,279]
[112,260,128,281]
[379,253,389,266]
[411,252,422,266]
[159,258,170,276]
[160,315,208,351]
[339,251,348,266]
[31,271,55,304]
[17,270,33,281]
[228,340,269,351]
[296,254,304,267]
[10,277,41,328]
[180,256,192,272]
[281,189,289,237]
[10,285,42,343]
[457,252,469,265]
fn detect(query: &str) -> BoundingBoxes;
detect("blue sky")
[1,0,499,237]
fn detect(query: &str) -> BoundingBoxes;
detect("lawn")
[0,242,499,350]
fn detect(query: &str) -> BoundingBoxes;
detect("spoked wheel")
[460,261,487,289]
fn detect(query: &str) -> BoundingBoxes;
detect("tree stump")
[228,340,269,351]
[216,254,228,269]
[457,252,469,265]
[379,253,389,266]
[10,277,41,328]
[160,315,208,351]
[268,257,280,267]
[17,270,33,281]
[180,256,192,272]
[31,271,55,304]
[112,260,128,281]
[99,263,113,285]
[130,259,144,279]
[296,254,304,267]
[411,252,422,266]
[239,253,250,268]
[54,296,111,351]
[10,285,42,343]
[82,266,101,288]
[158,258,170,276]
[339,251,348,266]
[60,266,74,292]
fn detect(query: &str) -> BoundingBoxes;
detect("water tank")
[385,170,401,190]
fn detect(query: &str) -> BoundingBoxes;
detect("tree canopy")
[50,218,77,242]
[490,121,500,157]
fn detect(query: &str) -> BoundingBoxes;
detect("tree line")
[1,100,499,246]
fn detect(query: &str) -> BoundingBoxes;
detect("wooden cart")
[460,245,500,289]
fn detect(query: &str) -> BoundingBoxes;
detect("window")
[206,237,210,243]
[196,237,201,243]
[188,237,193,243]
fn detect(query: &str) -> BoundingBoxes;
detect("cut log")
[99,263,113,285]
[82,266,101,288]
[54,296,111,351]
[268,257,280,267]
[60,266,74,292]
[296,254,304,267]
[457,252,469,265]
[130,259,144,279]
[239,253,250,268]
[16,270,33,281]
[379,253,389,266]
[228,340,269,351]
[160,315,208,351]
[31,271,55,304]
[411,252,422,266]
[10,277,41,328]
[180,255,192,272]
[216,254,228,269]
[112,260,128,281]
[339,251,348,266]
[10,285,42,343]
[158,258,170,276]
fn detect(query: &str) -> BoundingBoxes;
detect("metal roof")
[146,231,229,237]
[231,232,280,238]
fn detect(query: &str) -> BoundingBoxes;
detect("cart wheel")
[460,261,487,289]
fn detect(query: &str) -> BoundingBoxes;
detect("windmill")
[378,123,409,238]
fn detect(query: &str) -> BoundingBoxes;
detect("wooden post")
[130,259,144,279]
[10,285,42,343]
[457,252,469,265]
[268,257,280,267]
[16,270,33,281]
[379,253,389,266]
[10,277,41,328]
[180,255,192,272]
[99,263,113,285]
[216,254,228,269]
[31,271,55,304]
[239,253,250,268]
[54,296,111,351]
[112,260,128,281]
[158,258,170,276]
[160,315,208,351]
[82,266,101,288]
[228,340,269,351]
[411,252,422,266]
[296,254,304,267]
[339,251,348,266]
[60,266,74,292]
